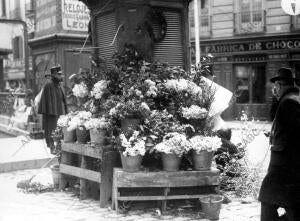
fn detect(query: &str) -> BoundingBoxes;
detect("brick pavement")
[0,168,261,221]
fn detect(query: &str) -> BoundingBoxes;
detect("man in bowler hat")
[259,67,300,220]
[38,66,67,154]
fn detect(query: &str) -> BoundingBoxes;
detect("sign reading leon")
[62,0,90,32]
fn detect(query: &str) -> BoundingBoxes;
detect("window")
[235,0,264,34]
[235,64,266,104]
[12,36,23,59]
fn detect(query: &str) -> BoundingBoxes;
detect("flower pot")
[76,127,90,144]
[121,118,140,132]
[161,153,181,172]
[63,127,76,143]
[120,153,143,172]
[199,195,224,220]
[90,128,106,145]
[192,150,214,171]
[50,164,60,188]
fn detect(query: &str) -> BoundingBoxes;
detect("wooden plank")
[114,168,220,188]
[118,194,210,201]
[62,142,107,159]
[60,164,101,183]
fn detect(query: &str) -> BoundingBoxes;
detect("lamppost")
[0,19,29,89]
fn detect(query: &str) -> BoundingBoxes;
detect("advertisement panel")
[61,0,90,32]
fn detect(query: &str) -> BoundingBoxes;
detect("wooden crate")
[112,168,220,213]
[59,142,120,207]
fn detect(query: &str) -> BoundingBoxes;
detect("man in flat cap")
[259,67,300,220]
[38,66,67,154]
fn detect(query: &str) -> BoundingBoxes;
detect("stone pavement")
[0,168,261,221]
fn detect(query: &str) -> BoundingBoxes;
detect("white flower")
[154,132,191,156]
[181,105,208,119]
[84,117,109,130]
[120,131,146,157]
[145,79,156,87]
[165,79,178,91]
[140,102,150,112]
[57,115,70,128]
[67,111,92,131]
[177,79,189,91]
[72,82,89,98]
[91,80,109,100]
[189,135,222,153]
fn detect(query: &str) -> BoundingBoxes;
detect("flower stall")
[54,45,233,212]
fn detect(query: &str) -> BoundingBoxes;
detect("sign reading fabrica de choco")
[61,0,90,32]
[203,40,300,54]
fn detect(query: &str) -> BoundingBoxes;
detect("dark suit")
[259,87,300,220]
[38,79,67,149]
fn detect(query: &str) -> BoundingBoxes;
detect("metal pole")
[194,0,200,64]
[0,19,29,89]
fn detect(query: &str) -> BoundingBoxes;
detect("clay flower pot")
[161,153,181,172]
[192,150,214,171]
[89,128,106,145]
[120,153,143,172]
[62,127,76,143]
[76,127,90,144]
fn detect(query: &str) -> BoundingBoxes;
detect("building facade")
[189,0,300,120]
[0,0,34,91]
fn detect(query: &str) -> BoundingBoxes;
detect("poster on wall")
[61,0,90,32]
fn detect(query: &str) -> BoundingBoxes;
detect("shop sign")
[61,0,90,32]
[203,40,300,54]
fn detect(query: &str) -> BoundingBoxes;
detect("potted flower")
[57,112,77,143]
[84,117,110,145]
[68,111,92,144]
[109,100,151,132]
[189,135,221,170]
[119,131,146,172]
[153,132,191,171]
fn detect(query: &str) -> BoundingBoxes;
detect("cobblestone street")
[0,168,261,221]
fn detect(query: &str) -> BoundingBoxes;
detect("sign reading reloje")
[61,0,90,32]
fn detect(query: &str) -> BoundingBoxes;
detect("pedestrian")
[38,66,67,154]
[259,67,300,221]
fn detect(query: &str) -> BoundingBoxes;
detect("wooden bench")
[112,168,220,213]
[59,142,120,207]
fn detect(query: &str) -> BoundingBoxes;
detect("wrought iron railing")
[234,10,266,34]
[0,92,26,116]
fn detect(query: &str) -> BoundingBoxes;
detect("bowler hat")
[50,66,62,75]
[270,67,296,83]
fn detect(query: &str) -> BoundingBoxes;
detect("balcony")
[234,10,266,35]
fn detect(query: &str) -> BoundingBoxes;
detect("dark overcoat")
[259,87,300,207]
[38,79,67,147]
[38,79,67,116]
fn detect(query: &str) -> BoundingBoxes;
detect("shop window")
[235,64,266,104]
[1,0,6,17]
[235,0,265,34]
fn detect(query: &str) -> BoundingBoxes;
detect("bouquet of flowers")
[91,80,110,100]
[72,82,89,98]
[189,135,222,153]
[153,132,191,157]
[68,111,92,131]
[84,117,110,131]
[119,131,146,157]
